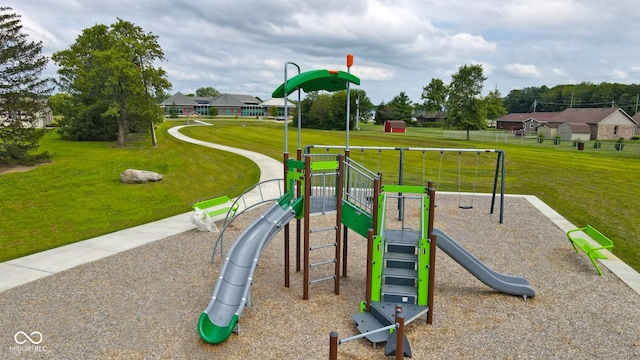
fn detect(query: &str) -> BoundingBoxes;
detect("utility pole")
[635,94,639,114]
[356,95,360,131]
[570,92,574,108]
[533,99,537,112]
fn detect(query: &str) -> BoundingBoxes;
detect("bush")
[615,137,625,151]
[593,141,601,149]
[632,135,639,140]
[537,133,545,143]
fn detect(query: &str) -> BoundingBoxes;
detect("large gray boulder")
[120,169,163,184]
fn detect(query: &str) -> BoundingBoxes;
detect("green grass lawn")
[1,119,638,274]
[0,122,259,262]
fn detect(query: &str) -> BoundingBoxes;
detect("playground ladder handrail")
[211,178,285,262]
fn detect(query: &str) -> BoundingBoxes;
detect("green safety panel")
[417,195,430,305]
[341,201,373,238]
[272,69,361,98]
[310,160,339,171]
[381,184,428,194]
[371,234,384,302]
[287,159,305,170]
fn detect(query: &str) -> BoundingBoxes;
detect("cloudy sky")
[6,0,640,104]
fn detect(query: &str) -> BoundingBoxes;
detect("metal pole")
[329,332,338,360]
[284,61,300,153]
[427,182,436,325]
[346,54,353,152]
[395,313,405,360]
[284,152,290,288]
[397,148,404,221]
[335,155,344,295]
[304,155,311,300]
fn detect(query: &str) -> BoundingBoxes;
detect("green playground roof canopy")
[271,69,360,98]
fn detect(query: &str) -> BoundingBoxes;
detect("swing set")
[304,145,506,223]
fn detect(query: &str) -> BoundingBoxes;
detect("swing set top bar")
[306,145,503,154]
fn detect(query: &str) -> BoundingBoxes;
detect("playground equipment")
[197,55,535,356]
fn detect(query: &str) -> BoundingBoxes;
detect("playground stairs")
[351,228,428,350]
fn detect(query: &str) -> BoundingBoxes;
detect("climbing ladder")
[286,154,382,300]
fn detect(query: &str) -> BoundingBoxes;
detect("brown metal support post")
[365,228,374,311]
[303,155,311,300]
[395,312,405,360]
[329,332,338,360]
[372,177,381,236]
[335,155,344,294]
[284,152,290,288]
[427,181,436,324]
[296,148,302,272]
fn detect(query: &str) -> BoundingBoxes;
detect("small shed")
[384,120,406,133]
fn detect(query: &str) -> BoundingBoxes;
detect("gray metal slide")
[433,228,536,298]
[198,201,298,344]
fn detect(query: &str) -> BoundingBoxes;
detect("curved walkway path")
[1,124,638,295]
[0,124,284,292]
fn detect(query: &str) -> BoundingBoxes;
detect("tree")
[0,7,53,165]
[52,19,171,146]
[388,91,413,122]
[169,101,178,118]
[375,101,392,124]
[196,87,220,97]
[484,87,507,126]
[48,93,73,117]
[208,106,217,117]
[446,64,487,140]
[421,78,448,113]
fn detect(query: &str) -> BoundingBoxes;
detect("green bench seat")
[193,195,239,219]
[566,225,613,275]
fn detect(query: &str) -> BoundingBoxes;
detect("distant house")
[0,98,53,129]
[384,120,406,133]
[415,111,446,124]
[498,108,638,141]
[633,112,640,130]
[495,112,560,135]
[546,108,637,141]
[160,92,263,117]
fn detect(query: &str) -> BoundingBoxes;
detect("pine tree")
[0,7,53,164]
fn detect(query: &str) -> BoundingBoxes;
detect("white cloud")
[552,68,568,77]
[610,70,628,80]
[504,64,541,78]
[4,0,640,103]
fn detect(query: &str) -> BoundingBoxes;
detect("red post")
[329,332,338,360]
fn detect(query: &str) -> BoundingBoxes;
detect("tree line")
[503,83,640,115]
